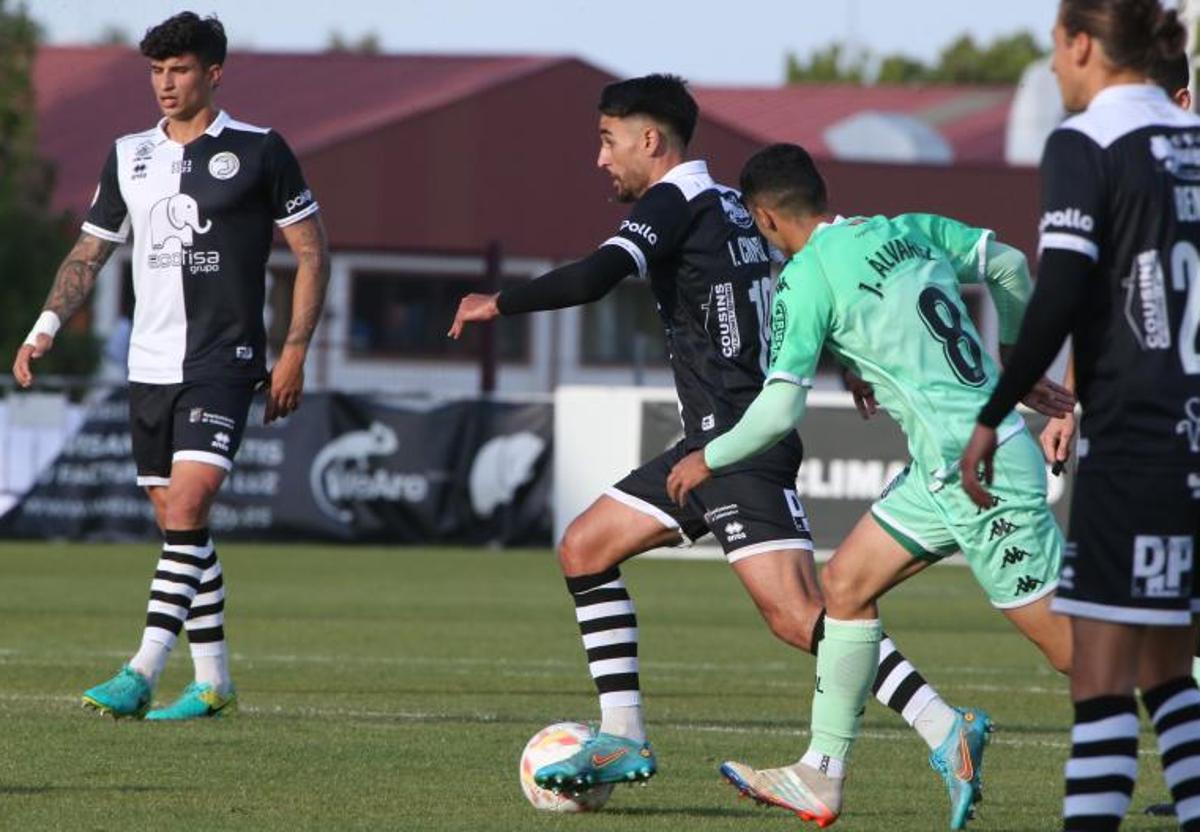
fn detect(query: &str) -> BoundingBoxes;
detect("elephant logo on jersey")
[149,194,212,250]
[1179,397,1200,453]
[719,190,755,229]
[309,422,429,523]
[1150,133,1200,181]
[208,151,240,180]
[467,432,546,517]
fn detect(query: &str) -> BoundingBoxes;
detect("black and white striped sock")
[872,635,944,735]
[1143,676,1200,830]
[1063,694,1138,831]
[566,567,644,741]
[129,528,212,685]
[185,541,231,693]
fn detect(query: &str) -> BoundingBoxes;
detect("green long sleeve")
[983,240,1033,344]
[703,381,808,470]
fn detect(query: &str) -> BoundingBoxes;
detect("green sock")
[808,617,882,764]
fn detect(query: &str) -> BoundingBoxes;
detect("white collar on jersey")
[155,109,231,144]
[654,160,714,201]
[812,214,849,236]
[1088,83,1170,109]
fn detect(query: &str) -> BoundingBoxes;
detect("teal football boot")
[929,707,994,829]
[146,682,237,720]
[534,732,656,791]
[81,665,152,719]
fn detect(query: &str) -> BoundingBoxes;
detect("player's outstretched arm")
[12,231,116,388]
[984,240,1075,419]
[666,382,808,505]
[447,292,501,339]
[448,246,635,339]
[268,214,331,423]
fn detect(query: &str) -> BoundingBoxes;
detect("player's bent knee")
[557,521,605,577]
[163,483,220,528]
[820,562,869,617]
[763,608,814,651]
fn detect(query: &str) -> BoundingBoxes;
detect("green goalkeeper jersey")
[769,213,1025,481]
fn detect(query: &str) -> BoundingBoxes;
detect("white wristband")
[24,311,61,347]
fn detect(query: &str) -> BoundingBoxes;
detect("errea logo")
[1039,208,1094,234]
[620,220,658,246]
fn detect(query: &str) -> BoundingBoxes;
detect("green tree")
[325,30,381,55]
[95,25,131,47]
[0,0,100,380]
[785,42,867,84]
[876,54,931,84]
[930,31,1044,84]
[787,30,1046,86]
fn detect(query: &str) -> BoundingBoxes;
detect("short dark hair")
[739,143,828,216]
[139,12,227,67]
[1059,0,1185,73]
[598,74,699,147]
[1149,52,1191,96]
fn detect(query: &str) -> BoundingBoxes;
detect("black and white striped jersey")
[601,160,793,456]
[83,110,318,385]
[1040,84,1200,465]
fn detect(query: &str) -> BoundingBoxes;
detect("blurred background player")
[961,1,1200,829]
[666,143,1075,828]
[11,12,330,720]
[449,74,971,800]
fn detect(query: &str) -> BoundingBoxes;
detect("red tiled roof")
[694,83,1013,164]
[34,46,567,215]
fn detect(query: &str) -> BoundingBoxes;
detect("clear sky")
[26,0,1059,86]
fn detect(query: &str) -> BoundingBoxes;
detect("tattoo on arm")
[281,216,331,349]
[43,233,117,322]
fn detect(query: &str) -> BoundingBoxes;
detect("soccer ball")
[519,722,614,812]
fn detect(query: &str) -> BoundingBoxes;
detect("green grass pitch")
[0,542,1178,830]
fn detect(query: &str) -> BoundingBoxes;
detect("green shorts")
[871,429,1063,609]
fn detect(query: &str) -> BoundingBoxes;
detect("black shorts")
[129,380,258,487]
[608,440,812,562]
[1052,463,1200,625]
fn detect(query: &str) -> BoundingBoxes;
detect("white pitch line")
[0,647,1062,681]
[0,691,1161,757]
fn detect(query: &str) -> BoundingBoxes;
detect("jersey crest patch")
[1150,133,1200,181]
[719,191,754,230]
[208,151,240,180]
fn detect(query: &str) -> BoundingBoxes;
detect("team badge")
[1150,133,1200,181]
[208,151,240,180]
[719,191,754,229]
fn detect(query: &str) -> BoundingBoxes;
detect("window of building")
[348,270,530,362]
[579,280,668,366]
